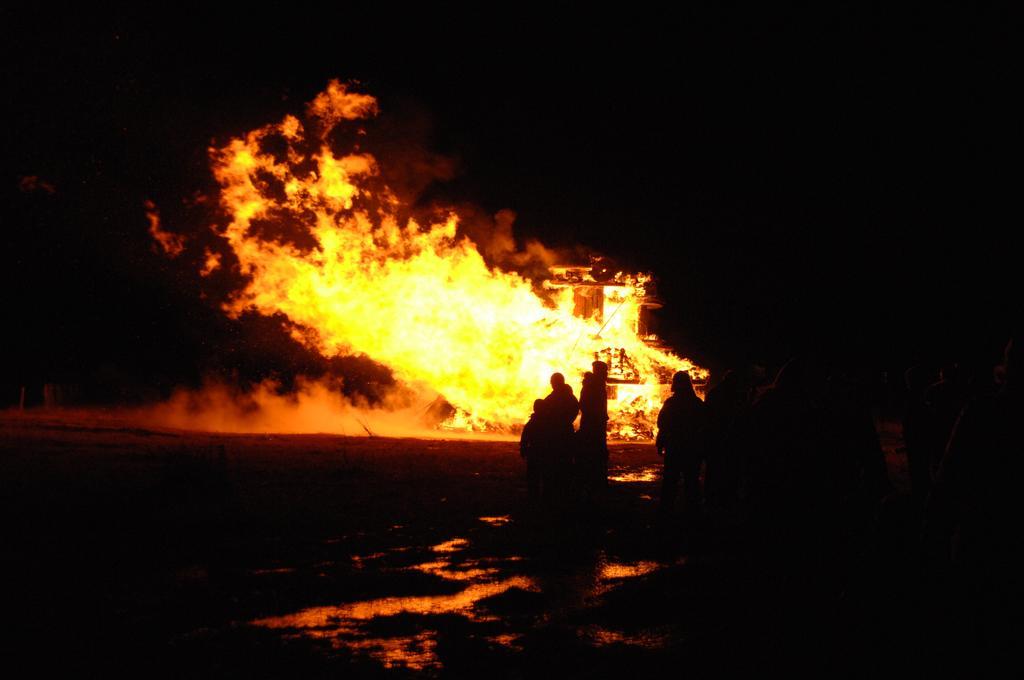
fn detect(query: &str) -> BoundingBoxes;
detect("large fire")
[188,80,705,438]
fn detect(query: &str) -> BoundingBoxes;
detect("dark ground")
[3,410,924,677]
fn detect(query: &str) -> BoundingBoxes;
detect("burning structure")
[544,262,704,439]
[158,80,706,439]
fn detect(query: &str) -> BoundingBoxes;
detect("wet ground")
[1,411,910,676]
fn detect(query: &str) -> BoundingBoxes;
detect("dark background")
[2,6,1018,404]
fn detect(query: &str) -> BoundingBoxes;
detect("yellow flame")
[206,80,705,434]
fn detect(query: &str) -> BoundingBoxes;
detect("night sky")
[2,6,1017,404]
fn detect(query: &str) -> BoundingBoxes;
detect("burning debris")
[157,80,706,439]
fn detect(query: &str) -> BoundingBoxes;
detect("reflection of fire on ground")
[608,465,662,483]
[249,536,673,670]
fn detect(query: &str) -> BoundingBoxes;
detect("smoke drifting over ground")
[131,379,516,440]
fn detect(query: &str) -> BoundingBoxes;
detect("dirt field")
[1,410,909,677]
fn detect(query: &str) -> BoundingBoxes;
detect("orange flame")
[200,248,221,276]
[145,199,185,257]
[204,80,705,436]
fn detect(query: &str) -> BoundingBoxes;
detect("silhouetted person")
[656,371,707,518]
[521,399,548,501]
[822,372,892,530]
[576,371,596,491]
[543,372,579,501]
[923,363,967,479]
[903,365,937,504]
[579,360,610,492]
[926,338,1024,668]
[746,357,836,545]
[704,368,751,516]
[544,372,580,430]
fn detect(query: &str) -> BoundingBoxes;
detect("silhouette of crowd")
[519,362,608,505]
[520,337,1021,670]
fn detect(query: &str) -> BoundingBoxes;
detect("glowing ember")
[192,80,706,436]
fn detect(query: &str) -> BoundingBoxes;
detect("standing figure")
[520,399,549,501]
[927,338,1023,668]
[903,365,937,505]
[704,368,751,516]
[579,361,610,491]
[543,372,580,501]
[924,363,968,479]
[656,371,707,518]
